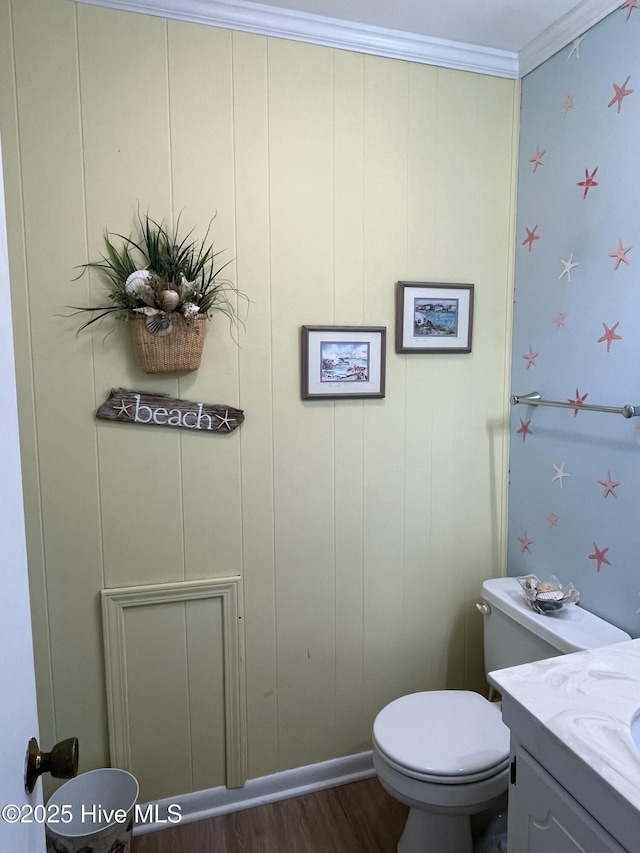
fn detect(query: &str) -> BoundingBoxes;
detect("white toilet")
[372,576,630,853]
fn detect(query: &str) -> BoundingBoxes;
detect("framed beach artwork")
[395,281,474,353]
[301,326,386,399]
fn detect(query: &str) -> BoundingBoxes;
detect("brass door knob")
[25,736,79,793]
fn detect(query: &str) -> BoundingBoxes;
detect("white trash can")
[45,768,139,853]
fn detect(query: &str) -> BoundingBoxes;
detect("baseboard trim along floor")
[133,751,376,836]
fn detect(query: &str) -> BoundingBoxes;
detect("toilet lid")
[373,691,510,781]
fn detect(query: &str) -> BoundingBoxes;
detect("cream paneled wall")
[0,0,517,800]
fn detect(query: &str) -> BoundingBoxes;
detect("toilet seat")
[373,691,510,784]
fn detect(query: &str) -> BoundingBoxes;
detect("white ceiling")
[242,0,595,54]
[71,0,623,77]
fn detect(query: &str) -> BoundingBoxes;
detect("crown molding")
[68,0,519,78]
[519,0,621,76]
[68,0,623,79]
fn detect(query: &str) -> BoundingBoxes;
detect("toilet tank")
[480,577,630,686]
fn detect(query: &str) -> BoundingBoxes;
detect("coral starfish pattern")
[577,166,599,198]
[510,6,639,637]
[608,239,632,269]
[516,419,533,443]
[522,346,538,368]
[552,311,567,330]
[530,147,545,171]
[518,533,533,553]
[620,0,640,21]
[568,389,588,416]
[608,75,633,112]
[561,94,575,116]
[598,321,622,352]
[598,472,620,498]
[522,225,540,251]
[589,543,611,572]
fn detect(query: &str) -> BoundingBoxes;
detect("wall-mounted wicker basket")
[130,314,207,374]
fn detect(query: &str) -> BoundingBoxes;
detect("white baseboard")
[133,751,375,836]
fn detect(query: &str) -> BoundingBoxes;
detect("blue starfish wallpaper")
[508,4,640,637]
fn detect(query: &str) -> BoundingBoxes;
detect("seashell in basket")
[125,269,153,294]
[136,284,157,307]
[181,301,200,319]
[159,289,180,313]
[145,311,173,336]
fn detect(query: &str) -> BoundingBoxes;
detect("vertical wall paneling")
[167,21,244,580]
[361,56,410,727]
[332,50,367,755]
[8,0,109,777]
[101,578,245,801]
[232,30,279,780]
[402,63,439,694]
[269,38,338,771]
[429,70,486,690]
[1,0,517,799]
[464,74,519,692]
[77,4,183,590]
[0,0,58,765]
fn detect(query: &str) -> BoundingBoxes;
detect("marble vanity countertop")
[491,637,640,837]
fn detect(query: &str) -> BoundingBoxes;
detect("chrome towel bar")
[511,391,640,419]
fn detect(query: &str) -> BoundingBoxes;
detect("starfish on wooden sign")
[215,409,235,431]
[113,398,134,418]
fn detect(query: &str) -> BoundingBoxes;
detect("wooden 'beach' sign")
[96,388,244,434]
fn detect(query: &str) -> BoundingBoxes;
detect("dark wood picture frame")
[301,325,386,400]
[395,281,474,354]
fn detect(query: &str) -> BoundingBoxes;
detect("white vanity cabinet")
[508,744,627,853]
[490,640,640,853]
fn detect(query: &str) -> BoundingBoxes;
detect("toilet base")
[373,744,509,853]
[398,807,473,853]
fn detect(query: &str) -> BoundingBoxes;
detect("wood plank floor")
[132,778,408,852]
